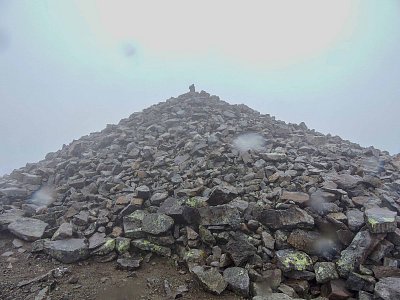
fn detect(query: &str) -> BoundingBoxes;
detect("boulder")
[223,267,249,297]
[374,277,400,300]
[259,206,314,230]
[364,208,397,233]
[45,238,89,263]
[141,213,174,235]
[275,249,313,272]
[191,266,227,294]
[8,217,48,241]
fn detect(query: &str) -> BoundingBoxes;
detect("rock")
[372,266,400,279]
[364,208,397,233]
[369,239,394,262]
[131,239,171,256]
[225,232,257,266]
[387,228,400,246]
[0,187,29,198]
[252,294,297,300]
[91,238,115,255]
[116,257,142,270]
[115,237,131,254]
[88,232,106,249]
[336,230,385,277]
[207,185,238,206]
[158,197,200,224]
[287,229,320,254]
[52,223,73,240]
[199,225,216,246]
[136,185,150,199]
[0,209,25,227]
[123,210,147,238]
[261,231,275,249]
[281,191,310,206]
[314,262,339,283]
[374,277,400,299]
[346,272,375,292]
[260,152,287,162]
[150,192,168,206]
[141,213,174,235]
[44,238,89,263]
[21,173,42,185]
[223,267,249,297]
[346,209,365,232]
[321,279,353,300]
[275,249,313,272]
[198,204,241,228]
[191,266,227,294]
[259,206,314,230]
[8,217,48,241]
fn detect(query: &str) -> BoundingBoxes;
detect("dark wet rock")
[225,232,257,266]
[44,238,89,263]
[158,197,200,224]
[336,230,385,277]
[261,231,275,249]
[275,249,313,272]
[374,277,400,299]
[259,206,314,230]
[136,185,150,200]
[8,217,48,241]
[191,266,227,295]
[314,262,339,284]
[123,210,147,239]
[364,207,397,233]
[223,267,249,297]
[142,213,174,235]
[91,238,115,256]
[207,185,238,206]
[346,272,375,292]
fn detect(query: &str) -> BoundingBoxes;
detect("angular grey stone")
[8,217,48,241]
[142,213,174,235]
[123,210,147,238]
[88,232,106,249]
[45,238,89,263]
[374,277,400,300]
[191,266,227,295]
[116,257,141,270]
[136,185,150,199]
[131,239,171,256]
[207,185,238,206]
[52,223,73,240]
[223,267,249,297]
[198,204,241,228]
[0,209,25,227]
[259,206,314,230]
[346,209,365,232]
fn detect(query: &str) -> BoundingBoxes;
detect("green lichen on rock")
[91,238,115,256]
[131,238,171,257]
[276,249,312,272]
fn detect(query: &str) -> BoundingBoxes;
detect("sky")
[0,0,399,175]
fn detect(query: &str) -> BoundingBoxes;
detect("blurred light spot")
[122,43,136,57]
[232,133,266,152]
[28,186,55,207]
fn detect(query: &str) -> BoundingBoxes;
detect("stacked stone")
[1,89,399,299]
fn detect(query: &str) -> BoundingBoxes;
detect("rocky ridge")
[1,88,400,299]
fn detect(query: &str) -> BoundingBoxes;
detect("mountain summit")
[1,90,399,299]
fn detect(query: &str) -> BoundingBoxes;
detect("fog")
[1,0,400,175]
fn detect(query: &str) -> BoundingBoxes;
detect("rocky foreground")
[1,88,400,299]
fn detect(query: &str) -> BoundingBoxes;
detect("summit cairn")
[0,88,399,299]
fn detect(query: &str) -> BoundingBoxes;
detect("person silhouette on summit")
[189,84,195,93]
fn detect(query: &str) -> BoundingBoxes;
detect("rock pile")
[1,88,400,299]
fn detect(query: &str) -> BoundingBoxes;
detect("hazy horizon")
[1,0,400,175]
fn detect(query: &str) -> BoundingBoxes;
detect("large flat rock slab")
[8,217,48,241]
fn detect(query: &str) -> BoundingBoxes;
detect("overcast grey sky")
[1,0,399,175]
